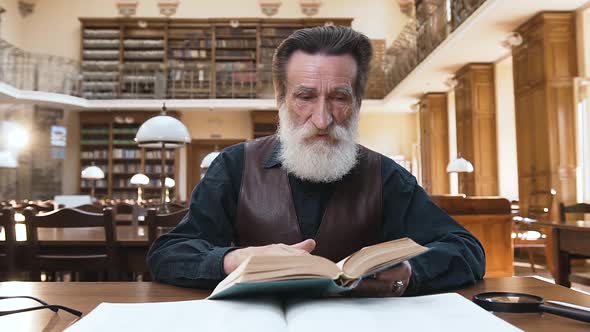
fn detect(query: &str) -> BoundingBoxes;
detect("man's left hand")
[348,261,412,297]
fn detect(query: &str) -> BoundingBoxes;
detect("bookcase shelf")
[80,18,352,100]
[79,111,179,200]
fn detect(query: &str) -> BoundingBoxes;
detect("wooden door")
[186,139,244,199]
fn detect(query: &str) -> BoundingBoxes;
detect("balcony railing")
[383,0,487,94]
[80,63,271,100]
[0,40,80,96]
[0,1,485,101]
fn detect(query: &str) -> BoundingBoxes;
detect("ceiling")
[383,0,590,112]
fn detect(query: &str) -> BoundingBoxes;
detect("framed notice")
[51,125,67,147]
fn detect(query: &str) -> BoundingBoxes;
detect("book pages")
[65,298,286,332]
[284,293,522,332]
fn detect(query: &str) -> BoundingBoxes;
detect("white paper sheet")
[65,298,287,332]
[284,293,522,332]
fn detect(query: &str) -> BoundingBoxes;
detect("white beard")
[277,105,359,183]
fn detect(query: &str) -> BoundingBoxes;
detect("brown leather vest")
[235,135,382,262]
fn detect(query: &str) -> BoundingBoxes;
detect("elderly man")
[147,26,485,296]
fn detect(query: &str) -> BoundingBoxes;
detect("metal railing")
[0,40,81,96]
[0,0,486,101]
[383,0,487,94]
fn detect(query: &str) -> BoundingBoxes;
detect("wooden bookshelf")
[80,22,121,99]
[79,111,179,200]
[251,110,278,139]
[79,18,352,99]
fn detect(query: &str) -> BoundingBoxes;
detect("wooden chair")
[513,190,556,272]
[558,202,590,286]
[0,208,16,280]
[114,202,135,225]
[23,207,118,281]
[432,195,514,277]
[141,208,187,280]
[74,204,104,213]
[559,202,590,222]
[146,208,188,244]
[167,201,188,212]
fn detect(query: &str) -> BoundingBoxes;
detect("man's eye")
[298,95,313,101]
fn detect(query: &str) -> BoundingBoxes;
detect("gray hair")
[272,25,373,107]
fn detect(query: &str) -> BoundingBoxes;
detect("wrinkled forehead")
[285,51,357,92]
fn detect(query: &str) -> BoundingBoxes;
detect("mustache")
[296,120,352,141]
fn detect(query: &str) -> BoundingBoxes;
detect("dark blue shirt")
[147,142,485,295]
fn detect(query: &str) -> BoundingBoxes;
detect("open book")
[209,237,429,299]
[66,294,522,332]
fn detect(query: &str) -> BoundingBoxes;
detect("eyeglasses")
[0,296,82,317]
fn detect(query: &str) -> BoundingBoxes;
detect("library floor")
[513,259,590,294]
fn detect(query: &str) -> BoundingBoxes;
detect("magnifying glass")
[473,292,590,323]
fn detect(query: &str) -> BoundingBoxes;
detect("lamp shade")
[130,173,149,185]
[0,151,17,168]
[81,166,105,179]
[201,151,220,168]
[135,115,190,147]
[446,156,474,173]
[165,177,175,188]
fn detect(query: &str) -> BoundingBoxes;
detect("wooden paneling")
[419,93,450,194]
[432,195,513,278]
[513,12,578,219]
[454,63,498,196]
[186,138,244,199]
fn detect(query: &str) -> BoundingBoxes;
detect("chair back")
[0,208,16,279]
[74,204,104,213]
[559,202,590,222]
[23,207,117,277]
[146,208,188,244]
[114,202,135,225]
[23,202,54,213]
[528,190,556,220]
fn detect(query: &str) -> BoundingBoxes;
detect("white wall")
[0,0,25,48]
[358,112,417,161]
[577,5,590,78]
[576,5,590,203]
[18,0,407,60]
[447,90,458,194]
[494,56,519,201]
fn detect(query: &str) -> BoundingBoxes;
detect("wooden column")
[419,93,449,195]
[513,12,578,219]
[454,63,498,196]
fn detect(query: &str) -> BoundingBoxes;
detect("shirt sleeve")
[146,144,244,289]
[380,157,486,296]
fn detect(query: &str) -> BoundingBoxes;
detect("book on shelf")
[145,150,175,159]
[112,149,141,159]
[209,237,429,300]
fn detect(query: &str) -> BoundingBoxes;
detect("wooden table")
[0,277,589,331]
[534,219,590,287]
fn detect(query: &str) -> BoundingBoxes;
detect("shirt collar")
[263,140,282,169]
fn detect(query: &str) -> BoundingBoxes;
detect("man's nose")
[311,99,333,130]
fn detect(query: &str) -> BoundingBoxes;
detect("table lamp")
[130,173,149,205]
[81,165,105,199]
[200,148,220,179]
[446,154,474,173]
[447,154,474,195]
[164,177,175,203]
[135,104,190,213]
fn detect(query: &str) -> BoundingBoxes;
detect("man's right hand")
[223,239,316,275]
